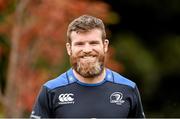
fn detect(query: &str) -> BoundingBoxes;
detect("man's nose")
[83,44,92,53]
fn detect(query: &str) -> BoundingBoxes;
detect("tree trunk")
[4,0,29,117]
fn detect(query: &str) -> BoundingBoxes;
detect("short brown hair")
[67,15,106,43]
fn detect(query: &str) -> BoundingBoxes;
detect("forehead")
[70,28,102,42]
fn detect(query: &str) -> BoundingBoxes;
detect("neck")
[73,68,106,84]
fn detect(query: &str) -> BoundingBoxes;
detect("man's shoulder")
[108,69,136,88]
[43,71,74,90]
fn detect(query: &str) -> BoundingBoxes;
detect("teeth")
[82,56,94,58]
[84,56,91,58]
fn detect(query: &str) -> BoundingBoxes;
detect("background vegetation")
[0,0,180,117]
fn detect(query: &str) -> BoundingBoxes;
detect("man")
[30,15,145,118]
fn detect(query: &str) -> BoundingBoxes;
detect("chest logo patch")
[58,93,75,105]
[110,92,125,105]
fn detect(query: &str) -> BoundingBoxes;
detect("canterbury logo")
[58,93,75,105]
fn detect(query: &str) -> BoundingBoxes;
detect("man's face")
[66,28,109,78]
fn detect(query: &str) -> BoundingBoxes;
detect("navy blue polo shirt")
[30,68,145,118]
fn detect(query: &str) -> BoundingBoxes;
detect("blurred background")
[0,0,180,117]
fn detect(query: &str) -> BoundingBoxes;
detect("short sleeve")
[129,85,145,118]
[30,86,52,118]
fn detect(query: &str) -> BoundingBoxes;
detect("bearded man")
[31,15,145,118]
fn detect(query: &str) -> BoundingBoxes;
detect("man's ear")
[66,43,71,56]
[104,39,109,53]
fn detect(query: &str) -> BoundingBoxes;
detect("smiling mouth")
[79,54,96,58]
[82,56,94,58]
[79,55,97,60]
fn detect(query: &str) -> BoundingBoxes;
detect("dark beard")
[70,54,105,78]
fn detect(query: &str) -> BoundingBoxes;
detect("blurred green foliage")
[111,32,180,117]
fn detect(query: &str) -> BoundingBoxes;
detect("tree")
[0,0,121,117]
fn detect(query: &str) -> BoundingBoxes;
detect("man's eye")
[75,42,84,46]
[90,41,99,45]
